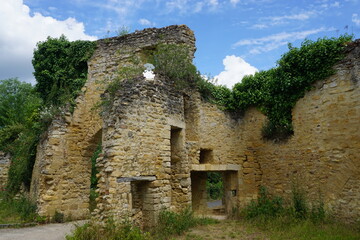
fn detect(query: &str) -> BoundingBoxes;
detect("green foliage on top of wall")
[199,35,353,140]
[1,36,96,195]
[32,35,96,107]
[149,43,200,88]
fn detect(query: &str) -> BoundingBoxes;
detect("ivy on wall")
[199,35,353,141]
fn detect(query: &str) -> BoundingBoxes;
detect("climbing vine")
[200,35,353,141]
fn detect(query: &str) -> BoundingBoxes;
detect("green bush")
[154,207,218,240]
[66,218,152,240]
[53,210,65,223]
[0,193,38,224]
[33,35,96,107]
[0,79,44,194]
[199,35,353,141]
[292,183,308,219]
[206,172,223,200]
[149,43,201,89]
[243,186,283,219]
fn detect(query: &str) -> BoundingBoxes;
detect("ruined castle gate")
[30,25,360,223]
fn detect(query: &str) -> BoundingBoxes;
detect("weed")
[154,207,218,240]
[242,186,283,219]
[0,192,38,224]
[66,218,152,240]
[53,210,65,223]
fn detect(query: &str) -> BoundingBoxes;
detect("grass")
[0,192,39,224]
[66,208,219,240]
[241,216,360,240]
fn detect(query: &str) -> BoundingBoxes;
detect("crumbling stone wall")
[243,41,360,222]
[95,76,189,225]
[0,152,11,191]
[30,24,360,224]
[30,25,196,220]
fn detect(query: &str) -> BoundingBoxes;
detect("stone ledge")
[117,176,157,183]
[191,164,241,171]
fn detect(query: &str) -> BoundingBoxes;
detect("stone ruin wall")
[95,76,189,225]
[29,24,360,223]
[30,25,196,220]
[178,39,360,221]
[254,41,360,222]
[0,152,11,191]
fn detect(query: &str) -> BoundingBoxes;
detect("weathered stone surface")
[29,25,360,225]
[0,152,10,191]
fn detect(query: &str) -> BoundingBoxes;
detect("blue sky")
[1,0,359,87]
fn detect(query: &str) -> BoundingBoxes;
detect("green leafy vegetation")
[199,35,353,140]
[66,218,152,240]
[0,192,39,224]
[0,36,96,197]
[66,208,218,240]
[232,185,360,240]
[149,43,201,89]
[206,172,223,200]
[242,186,283,219]
[0,78,43,194]
[89,143,101,212]
[32,35,96,107]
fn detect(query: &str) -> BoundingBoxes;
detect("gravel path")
[0,221,86,240]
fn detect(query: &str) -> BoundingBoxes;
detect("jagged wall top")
[96,25,196,56]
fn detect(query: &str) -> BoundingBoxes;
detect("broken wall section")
[244,40,360,222]
[30,25,195,220]
[95,76,191,226]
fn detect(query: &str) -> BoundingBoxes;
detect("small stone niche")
[199,149,213,164]
[171,126,183,164]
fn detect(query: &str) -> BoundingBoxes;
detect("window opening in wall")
[199,149,213,164]
[171,126,182,164]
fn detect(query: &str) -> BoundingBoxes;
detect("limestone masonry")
[0,152,10,191]
[28,25,360,225]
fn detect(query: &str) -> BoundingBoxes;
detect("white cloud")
[230,0,240,6]
[269,12,313,22]
[233,28,331,54]
[214,55,258,88]
[0,0,96,84]
[138,18,155,26]
[165,0,220,14]
[352,13,360,26]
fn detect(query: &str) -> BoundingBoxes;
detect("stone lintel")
[117,176,156,183]
[191,164,240,171]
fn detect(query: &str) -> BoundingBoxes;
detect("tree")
[0,78,42,193]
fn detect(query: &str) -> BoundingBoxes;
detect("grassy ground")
[172,218,360,240]
[172,220,268,240]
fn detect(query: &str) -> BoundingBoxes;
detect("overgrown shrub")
[0,79,43,194]
[33,35,96,107]
[243,186,284,219]
[0,192,38,223]
[149,43,202,89]
[199,35,353,141]
[206,172,224,200]
[66,218,152,240]
[154,207,218,240]
[291,183,308,219]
